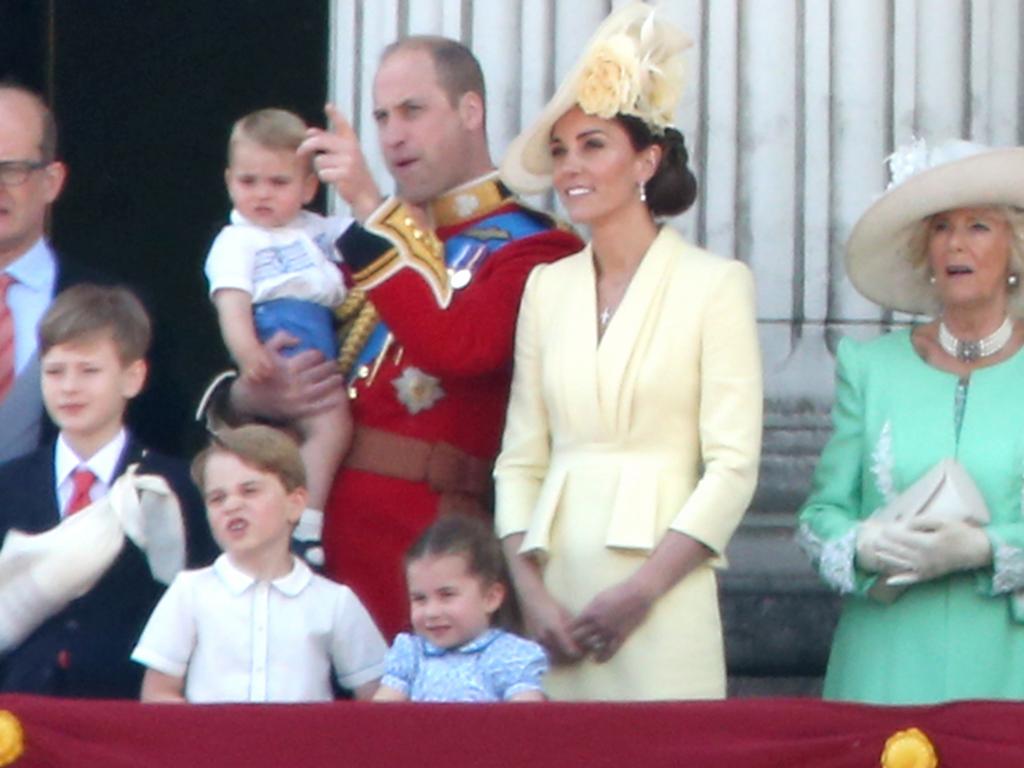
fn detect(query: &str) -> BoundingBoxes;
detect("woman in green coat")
[798,139,1024,704]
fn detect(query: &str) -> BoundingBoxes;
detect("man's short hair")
[382,36,486,112]
[0,79,58,162]
[191,424,306,494]
[228,108,308,163]
[38,284,151,363]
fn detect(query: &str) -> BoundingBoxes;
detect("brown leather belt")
[343,426,491,502]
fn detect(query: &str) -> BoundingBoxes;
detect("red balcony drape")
[0,695,1022,767]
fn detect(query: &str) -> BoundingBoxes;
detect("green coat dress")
[798,330,1024,704]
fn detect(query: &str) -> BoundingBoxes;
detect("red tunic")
[324,174,582,638]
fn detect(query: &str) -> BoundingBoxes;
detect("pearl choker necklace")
[938,317,1013,362]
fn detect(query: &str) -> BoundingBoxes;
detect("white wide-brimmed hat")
[500,2,692,195]
[845,138,1024,316]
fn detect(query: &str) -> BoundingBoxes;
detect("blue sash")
[349,210,550,381]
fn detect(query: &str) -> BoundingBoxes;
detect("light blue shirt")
[5,237,57,373]
[381,629,548,702]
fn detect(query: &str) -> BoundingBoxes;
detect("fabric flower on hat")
[634,9,687,129]
[885,137,991,191]
[577,33,641,120]
[886,137,930,189]
[575,9,689,132]
[635,52,685,129]
[499,3,694,193]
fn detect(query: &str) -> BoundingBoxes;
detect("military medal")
[446,241,488,290]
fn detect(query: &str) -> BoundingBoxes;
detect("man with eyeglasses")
[0,82,73,461]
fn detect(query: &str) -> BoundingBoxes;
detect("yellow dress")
[494,227,763,700]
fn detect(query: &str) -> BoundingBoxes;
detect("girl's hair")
[615,114,698,218]
[406,514,519,630]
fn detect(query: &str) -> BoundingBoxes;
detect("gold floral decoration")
[577,34,641,120]
[575,10,689,132]
[881,727,938,768]
[0,710,24,766]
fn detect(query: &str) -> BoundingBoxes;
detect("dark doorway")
[1,1,329,455]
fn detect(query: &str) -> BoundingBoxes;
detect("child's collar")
[229,208,309,231]
[421,628,501,657]
[55,428,127,487]
[213,553,312,596]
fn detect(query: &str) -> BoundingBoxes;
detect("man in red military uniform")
[219,36,582,639]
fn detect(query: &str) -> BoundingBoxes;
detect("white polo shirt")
[131,554,387,702]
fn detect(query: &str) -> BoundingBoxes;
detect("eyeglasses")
[0,160,50,187]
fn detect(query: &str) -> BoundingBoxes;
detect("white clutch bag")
[868,458,989,602]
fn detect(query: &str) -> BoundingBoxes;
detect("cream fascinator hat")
[845,138,1024,316]
[501,2,692,194]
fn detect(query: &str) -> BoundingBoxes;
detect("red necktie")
[66,468,97,516]
[0,274,16,402]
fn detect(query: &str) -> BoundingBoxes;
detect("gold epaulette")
[351,199,452,308]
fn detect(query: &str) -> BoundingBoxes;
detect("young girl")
[373,514,548,702]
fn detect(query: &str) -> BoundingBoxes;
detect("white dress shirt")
[53,429,127,517]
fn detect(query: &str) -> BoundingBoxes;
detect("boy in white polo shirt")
[131,424,386,702]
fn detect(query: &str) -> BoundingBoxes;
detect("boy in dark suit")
[0,284,215,697]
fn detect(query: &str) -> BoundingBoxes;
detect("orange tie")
[0,274,15,402]
[66,468,97,516]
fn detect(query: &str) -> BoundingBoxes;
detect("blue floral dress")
[380,629,547,701]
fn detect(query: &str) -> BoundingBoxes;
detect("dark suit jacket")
[0,435,216,698]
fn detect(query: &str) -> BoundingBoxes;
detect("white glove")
[855,518,911,574]
[293,508,324,567]
[293,508,323,542]
[111,466,185,585]
[0,467,188,652]
[879,516,992,585]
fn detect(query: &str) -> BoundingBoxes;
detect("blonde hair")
[38,284,151,363]
[228,108,310,168]
[191,425,306,493]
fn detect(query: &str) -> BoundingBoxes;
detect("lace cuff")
[797,522,857,594]
[992,541,1024,593]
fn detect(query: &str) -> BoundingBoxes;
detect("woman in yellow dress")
[495,3,763,701]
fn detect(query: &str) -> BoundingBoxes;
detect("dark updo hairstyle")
[615,115,698,218]
[405,513,520,631]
